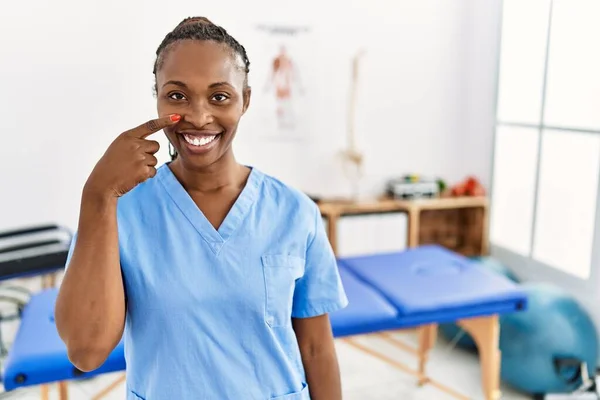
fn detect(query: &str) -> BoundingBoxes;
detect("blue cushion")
[338,245,527,327]
[3,289,125,391]
[330,265,399,337]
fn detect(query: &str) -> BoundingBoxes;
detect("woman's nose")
[183,103,214,127]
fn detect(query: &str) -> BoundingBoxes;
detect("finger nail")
[170,114,181,122]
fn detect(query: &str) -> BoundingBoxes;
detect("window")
[532,130,600,279]
[490,126,539,256]
[495,0,550,125]
[543,0,600,131]
[491,0,600,279]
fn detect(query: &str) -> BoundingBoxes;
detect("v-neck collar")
[156,163,263,254]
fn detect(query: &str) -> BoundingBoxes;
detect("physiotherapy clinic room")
[0,0,598,399]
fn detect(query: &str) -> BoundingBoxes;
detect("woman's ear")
[242,86,252,114]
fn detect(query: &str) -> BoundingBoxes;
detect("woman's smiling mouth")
[179,131,222,154]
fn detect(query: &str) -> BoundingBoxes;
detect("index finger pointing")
[126,114,181,139]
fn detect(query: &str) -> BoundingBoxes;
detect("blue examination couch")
[3,245,527,400]
[0,224,71,359]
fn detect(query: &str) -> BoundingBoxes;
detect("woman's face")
[155,40,250,169]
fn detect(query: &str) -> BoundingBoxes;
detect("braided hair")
[153,17,251,161]
[153,17,251,89]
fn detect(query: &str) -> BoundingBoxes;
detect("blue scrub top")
[66,163,348,400]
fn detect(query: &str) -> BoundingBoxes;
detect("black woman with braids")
[55,16,347,400]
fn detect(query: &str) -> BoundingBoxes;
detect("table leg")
[326,214,339,255]
[41,273,57,288]
[457,315,501,400]
[92,373,127,400]
[41,385,49,400]
[407,210,420,247]
[417,324,438,385]
[342,336,470,400]
[58,381,69,400]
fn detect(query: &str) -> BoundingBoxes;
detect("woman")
[55,17,347,400]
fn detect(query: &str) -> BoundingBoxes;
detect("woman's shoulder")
[257,169,319,214]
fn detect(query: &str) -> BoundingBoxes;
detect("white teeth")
[184,134,217,146]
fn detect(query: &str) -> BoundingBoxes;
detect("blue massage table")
[332,245,527,400]
[3,245,527,400]
[3,289,126,400]
[0,224,72,359]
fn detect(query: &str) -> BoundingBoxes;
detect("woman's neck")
[168,152,249,194]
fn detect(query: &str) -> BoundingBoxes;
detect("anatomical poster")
[244,23,317,141]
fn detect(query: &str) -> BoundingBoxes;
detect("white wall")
[0,0,502,232]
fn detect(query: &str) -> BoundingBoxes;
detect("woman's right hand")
[84,114,181,199]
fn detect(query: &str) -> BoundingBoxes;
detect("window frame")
[489,0,600,287]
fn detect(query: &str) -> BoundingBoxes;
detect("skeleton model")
[340,49,366,200]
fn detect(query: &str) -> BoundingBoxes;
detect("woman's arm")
[55,115,176,372]
[54,190,126,372]
[293,314,343,400]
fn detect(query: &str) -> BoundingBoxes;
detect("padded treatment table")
[331,266,400,337]
[333,245,527,400]
[0,224,72,358]
[3,288,125,400]
[338,245,525,327]
[4,245,526,400]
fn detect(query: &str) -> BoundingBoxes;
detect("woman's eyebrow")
[162,80,188,89]
[162,81,233,89]
[208,82,233,89]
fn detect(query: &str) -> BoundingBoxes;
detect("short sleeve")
[64,232,77,269]
[291,204,349,318]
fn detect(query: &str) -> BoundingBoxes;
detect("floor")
[0,277,534,400]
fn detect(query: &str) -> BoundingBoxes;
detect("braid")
[153,17,250,86]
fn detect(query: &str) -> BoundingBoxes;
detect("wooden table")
[318,196,490,256]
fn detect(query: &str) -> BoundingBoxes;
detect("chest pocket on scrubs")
[261,254,305,328]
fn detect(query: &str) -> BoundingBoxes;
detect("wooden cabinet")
[318,196,490,257]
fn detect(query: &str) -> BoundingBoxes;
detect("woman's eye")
[212,94,228,102]
[169,92,186,101]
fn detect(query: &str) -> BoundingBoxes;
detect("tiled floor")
[1,277,533,400]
